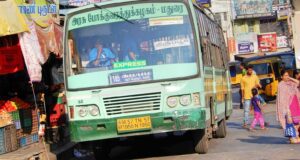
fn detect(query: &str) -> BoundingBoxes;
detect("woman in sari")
[276,70,300,143]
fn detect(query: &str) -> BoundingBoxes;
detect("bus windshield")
[66,2,197,89]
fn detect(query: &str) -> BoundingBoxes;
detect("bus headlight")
[89,105,100,116]
[167,97,178,108]
[180,95,191,106]
[78,107,88,117]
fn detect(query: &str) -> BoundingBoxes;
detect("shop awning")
[0,0,29,36]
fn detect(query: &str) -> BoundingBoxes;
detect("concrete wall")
[210,0,234,38]
[233,19,260,35]
[293,0,300,11]
[292,11,300,69]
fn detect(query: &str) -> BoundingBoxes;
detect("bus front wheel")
[215,119,227,138]
[192,129,208,154]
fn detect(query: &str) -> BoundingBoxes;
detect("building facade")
[210,0,235,60]
[291,0,300,69]
[231,0,292,59]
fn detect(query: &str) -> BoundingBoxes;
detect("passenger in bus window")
[79,40,92,66]
[88,39,115,67]
[125,40,139,61]
[120,30,140,61]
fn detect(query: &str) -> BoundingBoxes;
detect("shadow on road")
[237,136,289,145]
[227,122,246,130]
[108,133,196,160]
[227,122,282,130]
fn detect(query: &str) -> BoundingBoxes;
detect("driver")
[88,39,115,67]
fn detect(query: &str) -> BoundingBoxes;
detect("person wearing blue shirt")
[88,40,115,67]
[119,29,140,61]
[121,40,139,61]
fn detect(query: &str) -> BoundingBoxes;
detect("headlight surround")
[167,97,178,108]
[78,107,88,117]
[77,105,100,117]
[180,95,191,106]
[89,105,100,116]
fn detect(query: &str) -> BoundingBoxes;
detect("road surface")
[70,87,300,160]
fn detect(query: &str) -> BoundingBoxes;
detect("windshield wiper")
[94,4,134,24]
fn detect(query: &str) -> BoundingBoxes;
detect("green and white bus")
[64,0,232,156]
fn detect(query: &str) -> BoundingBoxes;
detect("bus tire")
[192,129,209,154]
[215,119,227,138]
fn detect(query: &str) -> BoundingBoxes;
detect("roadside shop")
[0,0,71,159]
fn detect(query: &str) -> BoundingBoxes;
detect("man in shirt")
[240,63,247,76]
[88,40,115,67]
[241,64,262,128]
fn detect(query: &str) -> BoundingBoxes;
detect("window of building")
[248,20,255,32]
[223,12,227,21]
[260,19,289,36]
[215,13,222,26]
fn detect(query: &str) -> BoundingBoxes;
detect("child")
[249,88,267,131]
[257,94,267,106]
[257,93,269,127]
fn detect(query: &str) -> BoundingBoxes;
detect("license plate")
[117,116,152,132]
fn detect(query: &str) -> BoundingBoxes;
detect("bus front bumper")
[69,108,206,142]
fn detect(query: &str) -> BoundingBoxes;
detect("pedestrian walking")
[239,63,247,109]
[240,63,247,76]
[241,65,261,128]
[276,70,300,143]
[249,88,267,131]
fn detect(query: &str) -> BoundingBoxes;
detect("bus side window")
[218,28,229,68]
[194,9,212,66]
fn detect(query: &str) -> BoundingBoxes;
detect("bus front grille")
[103,92,161,116]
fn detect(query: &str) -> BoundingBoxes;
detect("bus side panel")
[214,69,227,121]
[204,67,214,125]
[226,70,233,118]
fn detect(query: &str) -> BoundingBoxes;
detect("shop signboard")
[277,4,290,20]
[235,32,258,54]
[277,36,288,48]
[238,42,254,53]
[257,32,277,52]
[16,0,59,27]
[193,0,211,8]
[233,0,274,19]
